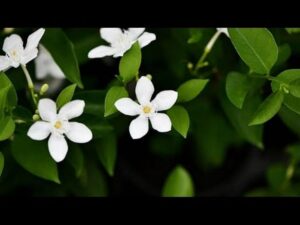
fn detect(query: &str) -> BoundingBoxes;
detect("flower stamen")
[54,121,62,129]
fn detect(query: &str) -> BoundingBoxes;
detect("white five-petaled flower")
[88,28,156,59]
[27,99,93,162]
[216,28,229,37]
[115,76,178,139]
[35,45,65,79]
[0,28,45,72]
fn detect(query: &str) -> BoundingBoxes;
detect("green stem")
[194,30,222,71]
[21,65,37,107]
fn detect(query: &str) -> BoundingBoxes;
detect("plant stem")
[21,65,37,107]
[194,30,222,71]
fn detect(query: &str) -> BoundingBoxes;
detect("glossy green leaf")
[167,105,190,138]
[249,91,284,126]
[95,134,117,176]
[177,79,209,102]
[275,44,291,66]
[11,134,60,183]
[42,28,83,88]
[0,72,17,108]
[271,69,300,115]
[226,72,252,109]
[119,42,141,84]
[289,79,300,98]
[279,105,300,138]
[0,152,4,177]
[0,116,15,141]
[56,84,77,109]
[104,86,128,117]
[228,28,278,74]
[162,166,194,197]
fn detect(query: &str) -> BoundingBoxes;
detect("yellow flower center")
[11,50,17,57]
[143,106,152,114]
[54,121,62,129]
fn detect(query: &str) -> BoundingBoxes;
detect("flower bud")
[40,84,49,95]
[32,114,40,121]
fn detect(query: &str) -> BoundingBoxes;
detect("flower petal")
[38,98,57,122]
[115,98,140,116]
[27,121,51,140]
[25,28,45,52]
[48,134,68,163]
[150,113,172,132]
[135,76,154,105]
[100,28,123,44]
[138,32,156,48]
[3,34,23,53]
[88,45,116,58]
[21,48,38,65]
[0,56,11,71]
[129,116,149,139]
[58,100,85,120]
[65,122,93,143]
[152,90,178,111]
[127,28,145,40]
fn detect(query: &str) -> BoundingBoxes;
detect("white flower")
[88,28,156,59]
[0,28,45,72]
[216,28,229,37]
[115,76,178,139]
[35,45,65,79]
[27,99,93,162]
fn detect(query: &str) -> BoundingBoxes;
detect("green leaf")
[56,84,77,109]
[74,90,106,116]
[249,91,284,126]
[104,86,128,117]
[67,143,84,178]
[162,165,194,197]
[12,106,32,123]
[187,29,202,44]
[221,91,264,149]
[275,44,291,66]
[0,116,15,141]
[0,72,17,109]
[226,72,252,109]
[119,42,141,84]
[267,164,287,190]
[0,152,4,177]
[177,79,209,102]
[271,69,300,115]
[279,105,300,138]
[286,28,300,34]
[289,79,300,98]
[287,144,300,161]
[167,105,190,138]
[42,28,83,88]
[11,134,60,183]
[95,134,117,176]
[228,28,278,74]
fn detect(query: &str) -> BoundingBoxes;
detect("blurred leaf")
[119,42,141,84]
[104,86,128,117]
[271,69,300,115]
[267,164,287,191]
[177,79,209,103]
[275,44,291,66]
[150,134,183,157]
[187,29,202,44]
[94,133,117,176]
[0,116,15,141]
[279,105,300,138]
[12,106,32,123]
[228,28,278,74]
[226,71,252,109]
[11,134,60,184]
[286,28,300,34]
[249,91,284,126]
[0,152,4,177]
[74,90,105,116]
[67,143,84,178]
[56,84,77,109]
[42,28,83,88]
[221,91,263,149]
[287,144,300,161]
[162,165,194,197]
[167,105,190,138]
